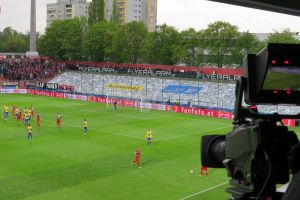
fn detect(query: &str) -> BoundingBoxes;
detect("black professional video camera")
[201,44,300,200]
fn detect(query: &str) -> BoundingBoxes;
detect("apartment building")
[105,0,157,31]
[47,0,90,27]
[47,0,157,31]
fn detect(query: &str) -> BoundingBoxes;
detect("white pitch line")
[179,182,228,200]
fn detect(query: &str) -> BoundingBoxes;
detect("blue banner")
[162,85,202,94]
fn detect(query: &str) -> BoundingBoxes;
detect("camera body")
[201,44,300,199]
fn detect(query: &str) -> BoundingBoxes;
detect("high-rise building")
[105,0,157,31]
[47,0,157,31]
[47,0,90,27]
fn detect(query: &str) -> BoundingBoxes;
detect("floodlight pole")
[30,0,37,52]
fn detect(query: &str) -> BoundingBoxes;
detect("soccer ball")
[190,169,194,174]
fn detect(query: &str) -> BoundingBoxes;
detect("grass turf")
[0,94,298,200]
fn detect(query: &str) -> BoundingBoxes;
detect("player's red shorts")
[57,119,61,126]
[132,156,140,166]
[201,166,208,171]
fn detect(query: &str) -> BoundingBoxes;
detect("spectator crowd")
[0,59,65,81]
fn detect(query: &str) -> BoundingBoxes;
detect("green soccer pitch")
[0,94,299,200]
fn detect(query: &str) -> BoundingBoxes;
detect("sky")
[0,0,300,34]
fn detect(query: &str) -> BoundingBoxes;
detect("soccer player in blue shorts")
[145,128,153,146]
[83,119,88,135]
[27,124,33,141]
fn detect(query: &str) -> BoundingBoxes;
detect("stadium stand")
[0,59,65,81]
[50,71,300,114]
[51,71,236,110]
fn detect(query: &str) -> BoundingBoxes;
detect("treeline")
[0,27,29,53]
[1,20,299,67]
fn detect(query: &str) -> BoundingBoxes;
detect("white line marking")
[179,182,228,200]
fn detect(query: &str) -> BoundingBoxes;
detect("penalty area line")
[179,181,227,200]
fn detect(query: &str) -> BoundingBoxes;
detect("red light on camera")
[273,90,278,94]
[271,60,277,64]
[284,60,290,65]
[250,105,257,109]
[286,90,291,95]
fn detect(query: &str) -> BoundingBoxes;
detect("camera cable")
[255,151,272,200]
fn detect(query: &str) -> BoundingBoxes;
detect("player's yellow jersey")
[4,106,9,112]
[84,121,88,128]
[27,125,32,132]
[145,130,152,139]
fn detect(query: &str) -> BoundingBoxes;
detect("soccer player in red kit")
[37,113,41,128]
[200,165,208,177]
[56,113,61,128]
[17,110,22,122]
[131,146,141,168]
[30,106,34,118]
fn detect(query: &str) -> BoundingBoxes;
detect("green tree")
[143,24,179,65]
[230,32,263,66]
[0,27,28,53]
[100,21,148,63]
[39,18,86,60]
[103,23,122,62]
[82,22,112,61]
[88,0,105,25]
[173,28,204,66]
[266,28,299,44]
[111,0,121,24]
[203,21,240,67]
[123,21,148,63]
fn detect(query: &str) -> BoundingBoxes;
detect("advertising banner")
[105,83,145,91]
[36,82,59,90]
[0,89,28,94]
[64,93,88,101]
[29,90,64,98]
[282,119,296,127]
[140,102,168,111]
[162,85,202,94]
[171,106,233,119]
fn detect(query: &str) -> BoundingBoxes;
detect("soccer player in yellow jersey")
[3,105,9,119]
[27,124,33,141]
[28,109,32,120]
[24,113,29,126]
[83,119,88,135]
[145,128,153,146]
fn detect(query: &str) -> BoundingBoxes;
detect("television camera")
[201,43,300,200]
